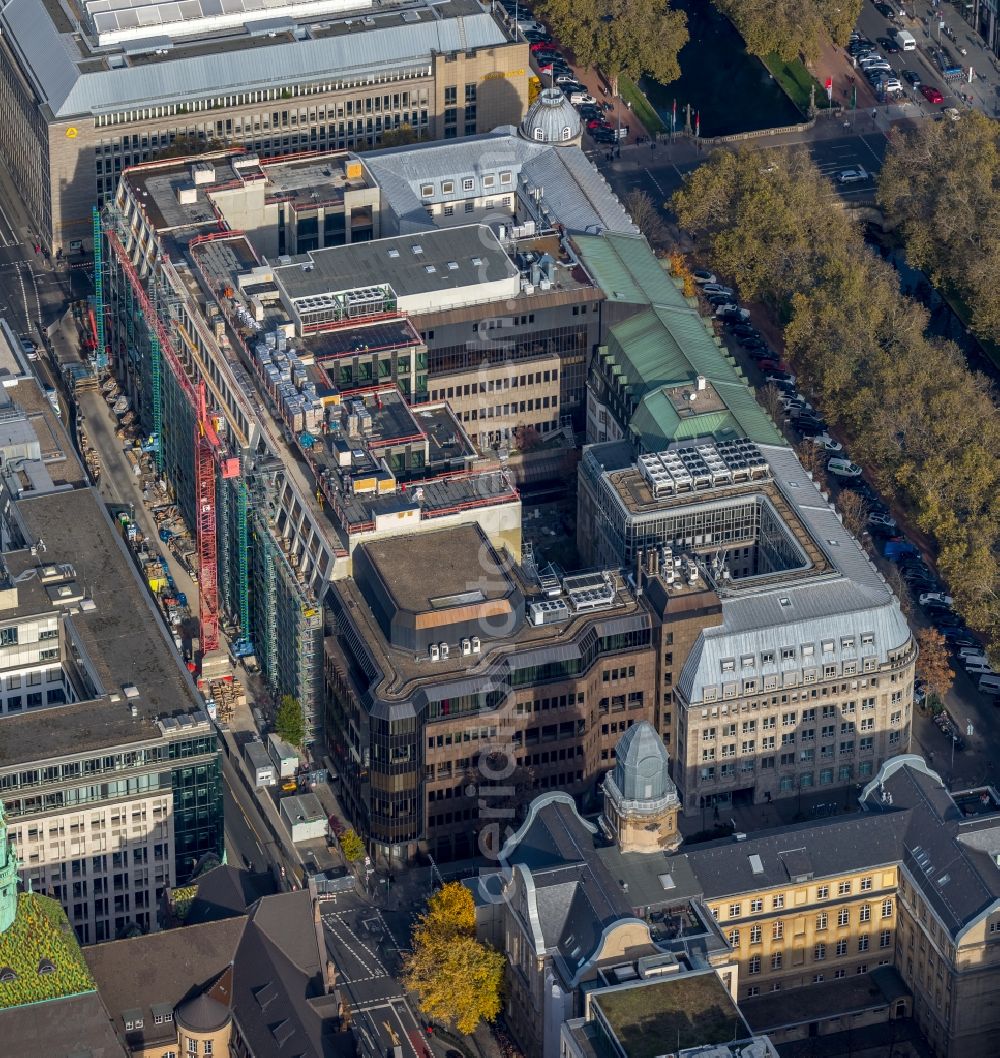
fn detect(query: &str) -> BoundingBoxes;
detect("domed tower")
[603,722,681,854]
[0,802,20,933]
[520,87,582,146]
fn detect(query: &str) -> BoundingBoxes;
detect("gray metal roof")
[609,720,677,804]
[2,0,508,118]
[363,128,638,237]
[676,443,912,706]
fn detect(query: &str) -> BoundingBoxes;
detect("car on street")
[692,269,717,285]
[942,107,961,122]
[902,69,921,87]
[19,337,37,360]
[701,283,734,297]
[877,36,900,53]
[764,368,795,384]
[868,511,897,530]
[958,647,987,661]
[875,1,898,17]
[880,78,904,94]
[827,457,863,478]
[943,629,978,648]
[919,592,954,608]
[836,167,868,184]
[570,91,597,106]
[964,656,996,677]
[716,305,751,322]
[707,292,736,306]
[741,336,767,350]
[811,434,844,453]
[729,322,756,336]
[921,84,945,104]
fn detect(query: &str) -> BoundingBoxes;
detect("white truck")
[896,29,917,51]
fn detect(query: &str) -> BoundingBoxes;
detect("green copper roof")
[576,234,786,449]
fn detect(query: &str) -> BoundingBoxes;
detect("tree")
[879,111,1000,343]
[757,382,786,427]
[376,123,419,149]
[836,489,869,539]
[403,882,504,1034]
[624,189,666,248]
[339,829,366,862]
[667,252,696,298]
[275,694,306,749]
[715,0,826,61]
[672,142,1000,660]
[916,627,954,702]
[534,0,688,92]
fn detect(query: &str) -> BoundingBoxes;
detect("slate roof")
[183,864,277,926]
[863,755,1000,940]
[500,795,642,981]
[675,812,906,901]
[85,883,347,1057]
[0,991,127,1058]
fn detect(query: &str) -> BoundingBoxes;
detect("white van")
[978,673,1000,696]
[964,656,996,676]
[896,29,917,51]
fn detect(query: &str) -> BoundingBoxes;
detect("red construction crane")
[105,225,238,659]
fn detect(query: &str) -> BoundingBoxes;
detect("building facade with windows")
[0,392,223,945]
[0,0,527,252]
[323,522,659,865]
[578,438,915,815]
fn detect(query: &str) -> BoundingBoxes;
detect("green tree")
[716,0,825,61]
[338,829,366,862]
[916,627,954,702]
[274,694,306,748]
[672,143,1000,659]
[403,882,504,1034]
[879,111,1000,343]
[534,0,688,91]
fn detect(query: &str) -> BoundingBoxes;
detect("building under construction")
[97,150,522,750]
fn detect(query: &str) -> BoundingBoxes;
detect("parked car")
[827,457,863,478]
[730,323,757,337]
[811,434,844,453]
[881,79,904,94]
[764,369,796,384]
[958,647,987,661]
[692,269,717,285]
[902,69,921,87]
[868,511,897,530]
[707,293,736,306]
[919,592,954,608]
[943,629,978,648]
[570,91,597,106]
[921,84,945,104]
[716,306,751,322]
[701,283,734,297]
[964,656,996,677]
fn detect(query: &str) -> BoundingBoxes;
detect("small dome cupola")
[520,87,582,146]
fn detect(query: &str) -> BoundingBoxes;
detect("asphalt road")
[853,0,1000,115]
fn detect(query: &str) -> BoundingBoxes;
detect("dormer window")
[0,967,16,983]
[533,129,544,141]
[561,126,571,140]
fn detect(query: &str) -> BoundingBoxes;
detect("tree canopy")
[534,0,687,88]
[275,694,306,749]
[916,627,955,702]
[879,110,1000,344]
[672,147,1000,661]
[717,0,861,60]
[403,883,504,1034]
[339,829,366,862]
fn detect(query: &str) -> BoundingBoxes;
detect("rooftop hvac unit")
[429,644,440,662]
[471,636,481,654]
[440,642,450,659]
[461,638,472,656]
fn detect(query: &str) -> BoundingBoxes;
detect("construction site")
[93,150,522,756]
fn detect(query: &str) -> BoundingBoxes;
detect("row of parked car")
[695,266,998,702]
[493,0,625,145]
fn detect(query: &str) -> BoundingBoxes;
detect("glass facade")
[171,755,224,882]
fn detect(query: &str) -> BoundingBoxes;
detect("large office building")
[0,0,528,253]
[324,521,659,864]
[0,376,223,945]
[97,109,637,737]
[578,435,916,814]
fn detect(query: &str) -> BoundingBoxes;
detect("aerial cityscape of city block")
[0,0,998,1055]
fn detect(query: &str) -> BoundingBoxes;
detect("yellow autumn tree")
[403,882,504,1034]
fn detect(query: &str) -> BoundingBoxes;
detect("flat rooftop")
[1,380,87,491]
[331,554,647,702]
[0,487,203,766]
[273,225,518,303]
[592,973,749,1058]
[362,523,512,614]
